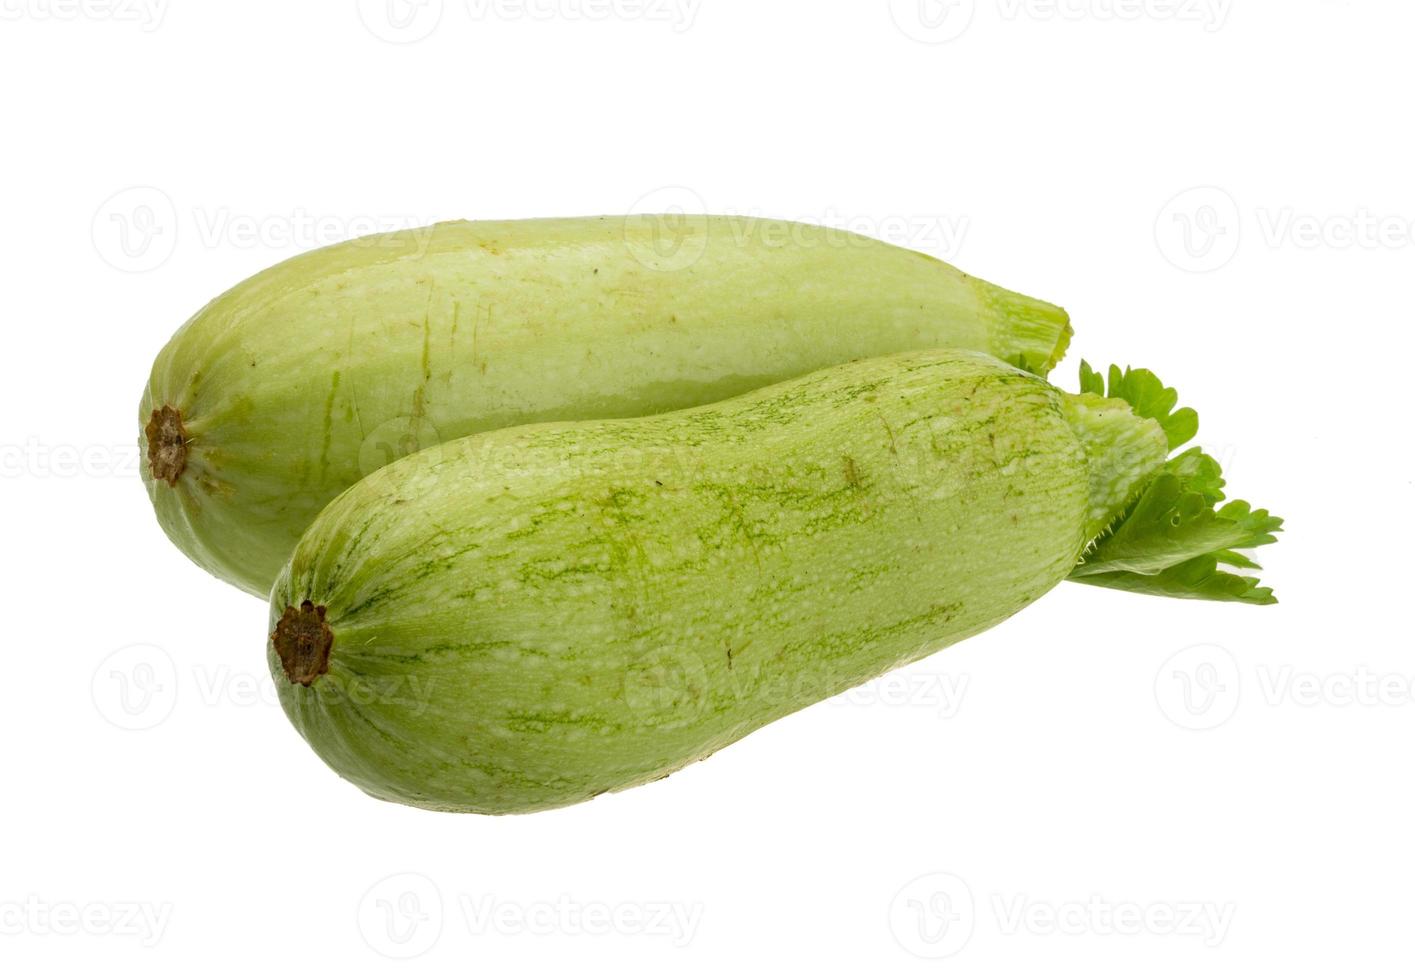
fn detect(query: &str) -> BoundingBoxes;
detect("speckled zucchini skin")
[140,216,1070,596]
[268,350,1160,814]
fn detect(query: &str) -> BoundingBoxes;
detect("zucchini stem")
[144,405,188,486]
[273,600,335,686]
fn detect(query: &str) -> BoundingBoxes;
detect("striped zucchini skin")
[140,216,1070,596]
[268,350,1161,814]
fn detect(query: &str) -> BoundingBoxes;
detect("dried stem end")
[145,405,188,486]
[273,600,334,686]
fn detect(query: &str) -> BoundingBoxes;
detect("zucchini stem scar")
[145,405,188,486]
[273,600,334,686]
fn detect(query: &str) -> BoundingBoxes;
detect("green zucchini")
[266,349,1279,814]
[139,216,1071,597]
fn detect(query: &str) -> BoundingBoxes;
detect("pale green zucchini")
[266,349,1279,814]
[139,216,1070,597]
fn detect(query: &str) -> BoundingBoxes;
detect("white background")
[1,1,1410,976]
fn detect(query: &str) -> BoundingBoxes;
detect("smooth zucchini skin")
[140,216,1071,596]
[268,350,1160,814]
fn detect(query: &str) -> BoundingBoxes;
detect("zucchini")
[139,216,1070,596]
[266,349,1279,814]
